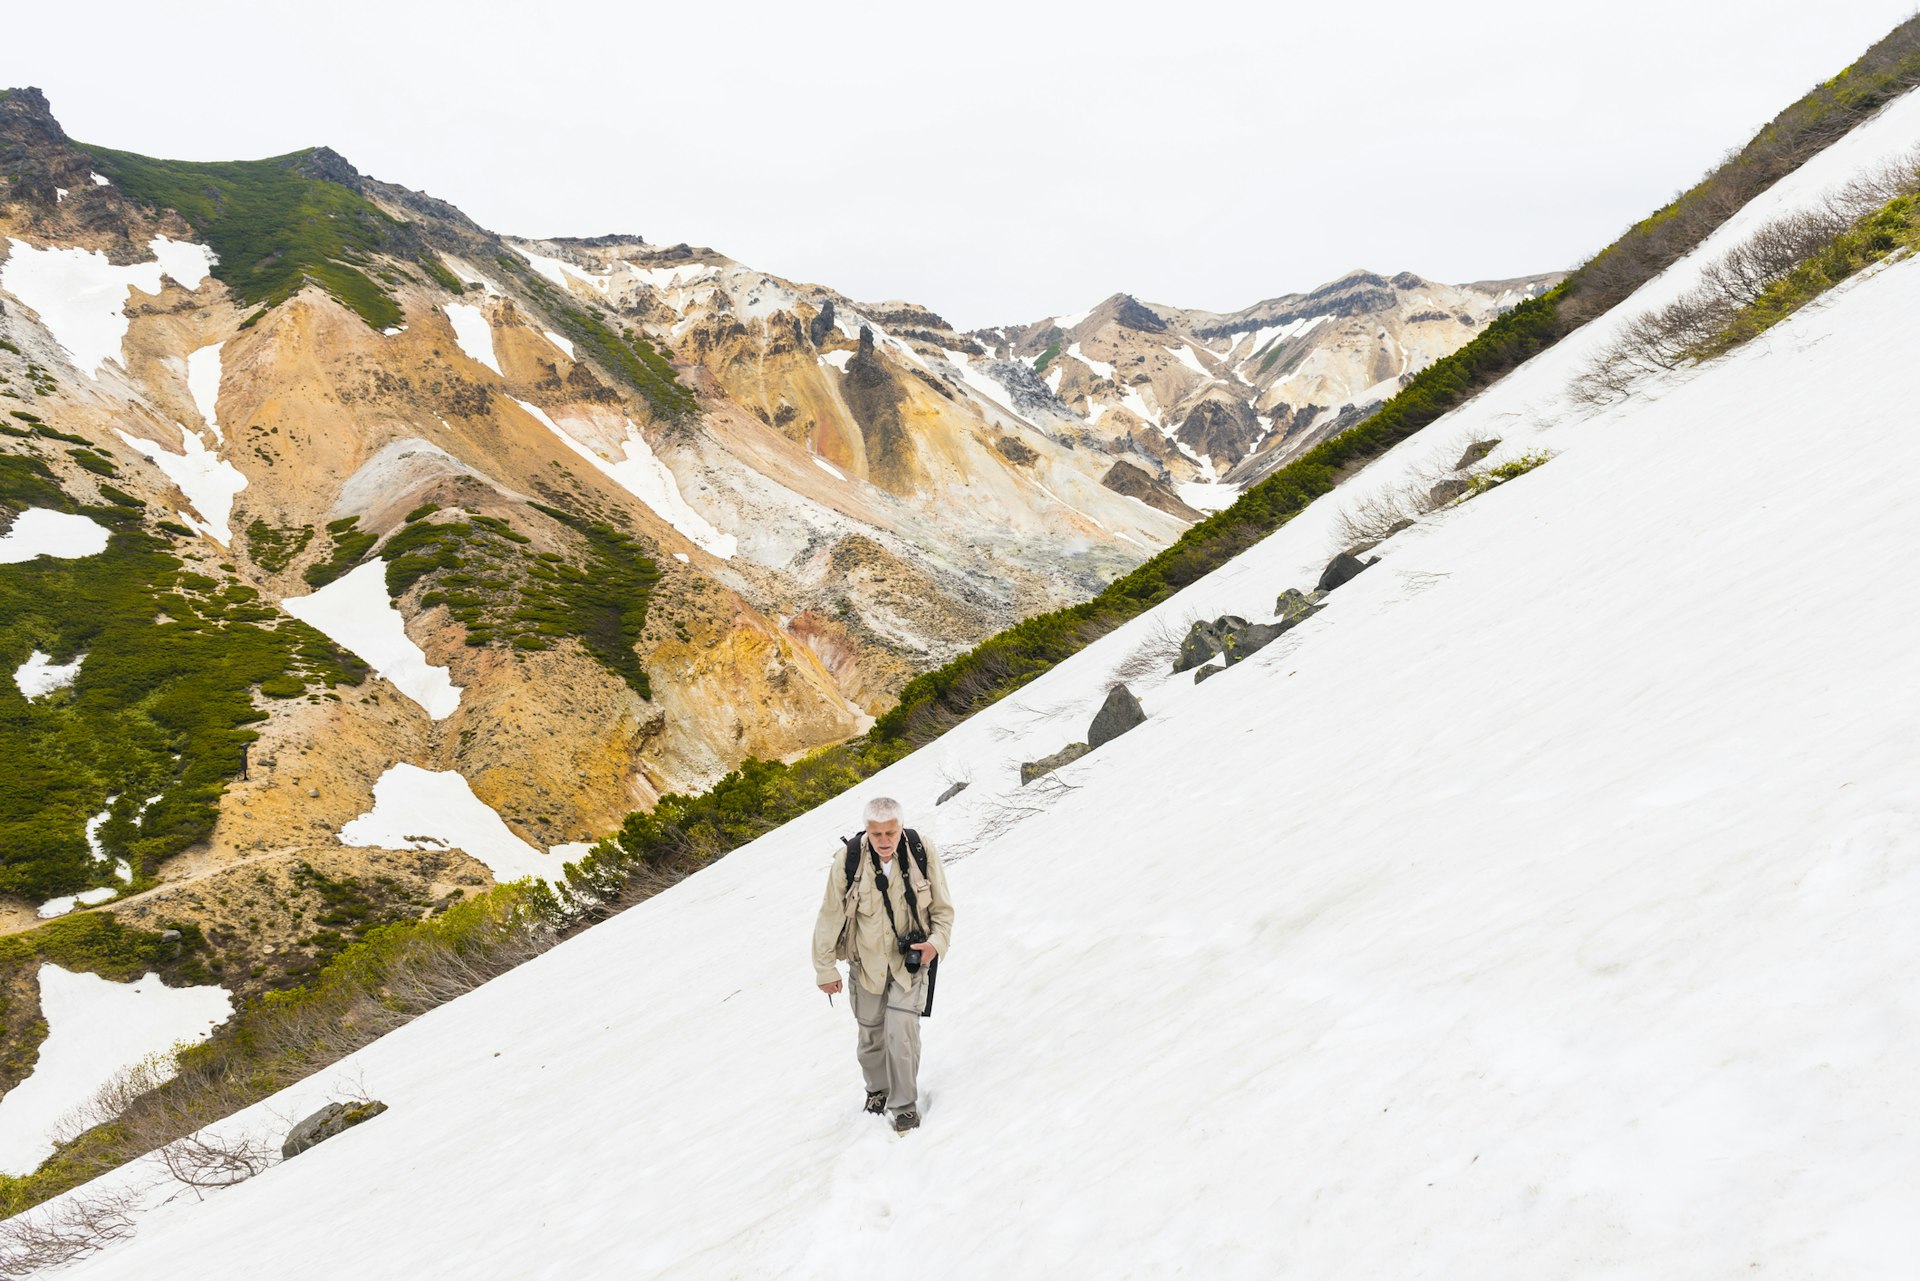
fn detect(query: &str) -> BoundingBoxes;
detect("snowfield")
[0,508,110,563]
[114,424,246,546]
[0,237,213,376]
[34,91,1920,1281]
[340,763,569,884]
[0,968,229,1178]
[280,560,463,719]
[442,302,502,375]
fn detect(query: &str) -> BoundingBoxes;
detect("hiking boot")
[893,1109,920,1134]
[863,1090,887,1115]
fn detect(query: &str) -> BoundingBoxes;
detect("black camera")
[899,929,929,973]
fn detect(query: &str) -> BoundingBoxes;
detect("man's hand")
[819,978,843,995]
[910,942,938,964]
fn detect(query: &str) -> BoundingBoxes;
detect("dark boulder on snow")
[1221,620,1287,665]
[1175,616,1246,672]
[1317,552,1378,593]
[935,780,969,806]
[1088,684,1146,748]
[1428,475,1470,506]
[1193,662,1226,684]
[1020,743,1091,784]
[1454,439,1501,470]
[282,1100,389,1160]
[1274,588,1325,625]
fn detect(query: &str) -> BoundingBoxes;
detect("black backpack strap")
[902,828,930,880]
[843,834,863,888]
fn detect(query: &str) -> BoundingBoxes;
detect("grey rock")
[282,1099,389,1160]
[1193,662,1226,684]
[1274,588,1325,625]
[1221,621,1287,665]
[159,928,183,942]
[1316,552,1378,593]
[1428,476,1470,506]
[1020,743,1091,785]
[1175,616,1247,673]
[1088,685,1146,748]
[1454,439,1501,470]
[935,780,969,806]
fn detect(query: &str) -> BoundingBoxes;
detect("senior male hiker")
[812,796,955,1133]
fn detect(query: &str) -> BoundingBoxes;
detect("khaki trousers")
[849,968,926,1113]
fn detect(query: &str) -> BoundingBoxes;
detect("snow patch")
[1170,344,1210,377]
[1176,480,1241,513]
[1053,305,1095,329]
[1067,342,1114,379]
[811,456,846,481]
[14,649,84,699]
[115,423,246,545]
[185,342,224,441]
[35,886,117,919]
[543,330,576,360]
[0,237,214,376]
[89,171,109,187]
[281,560,463,719]
[441,303,501,376]
[0,508,110,563]
[514,400,736,559]
[340,763,563,883]
[817,350,853,372]
[0,966,229,1177]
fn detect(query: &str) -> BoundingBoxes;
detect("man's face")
[866,818,902,860]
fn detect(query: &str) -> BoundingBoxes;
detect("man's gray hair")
[862,796,904,825]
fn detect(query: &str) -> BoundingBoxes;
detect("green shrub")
[300,516,377,587]
[81,146,411,329]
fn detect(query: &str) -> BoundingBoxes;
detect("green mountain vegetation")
[1,455,366,903]
[81,146,417,329]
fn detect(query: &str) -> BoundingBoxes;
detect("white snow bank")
[514,400,736,559]
[817,350,853,372]
[1175,480,1240,513]
[1053,304,1095,329]
[340,763,564,884]
[14,649,84,699]
[441,303,501,375]
[543,329,576,360]
[1067,341,1113,379]
[185,342,224,441]
[812,456,846,481]
[89,172,109,187]
[35,886,117,919]
[114,424,246,545]
[0,237,214,376]
[0,508,110,563]
[1169,343,1210,377]
[0,966,229,1177]
[281,560,461,720]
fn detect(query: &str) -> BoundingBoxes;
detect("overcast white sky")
[5,0,1917,328]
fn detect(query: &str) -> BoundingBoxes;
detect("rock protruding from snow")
[1176,616,1246,673]
[1020,742,1091,784]
[282,1100,389,1160]
[1274,588,1325,625]
[1316,551,1377,593]
[1454,439,1501,470]
[935,780,970,806]
[1088,684,1146,748]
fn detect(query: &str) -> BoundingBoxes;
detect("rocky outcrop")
[1088,684,1146,748]
[1317,552,1379,592]
[283,1099,389,1159]
[935,780,969,805]
[1021,743,1091,784]
[1110,295,1169,333]
[1454,439,1501,470]
[1274,588,1325,625]
[808,299,837,348]
[1175,398,1260,468]
[1100,460,1200,519]
[1176,617,1246,673]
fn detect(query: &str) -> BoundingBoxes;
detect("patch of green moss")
[244,517,314,574]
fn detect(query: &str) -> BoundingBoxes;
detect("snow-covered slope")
[39,92,1920,1281]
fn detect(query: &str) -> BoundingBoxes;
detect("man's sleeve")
[811,855,848,985]
[923,839,955,958]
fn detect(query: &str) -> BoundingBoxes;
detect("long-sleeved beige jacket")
[811,833,954,995]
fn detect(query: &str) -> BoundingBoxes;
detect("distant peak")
[291,146,363,187]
